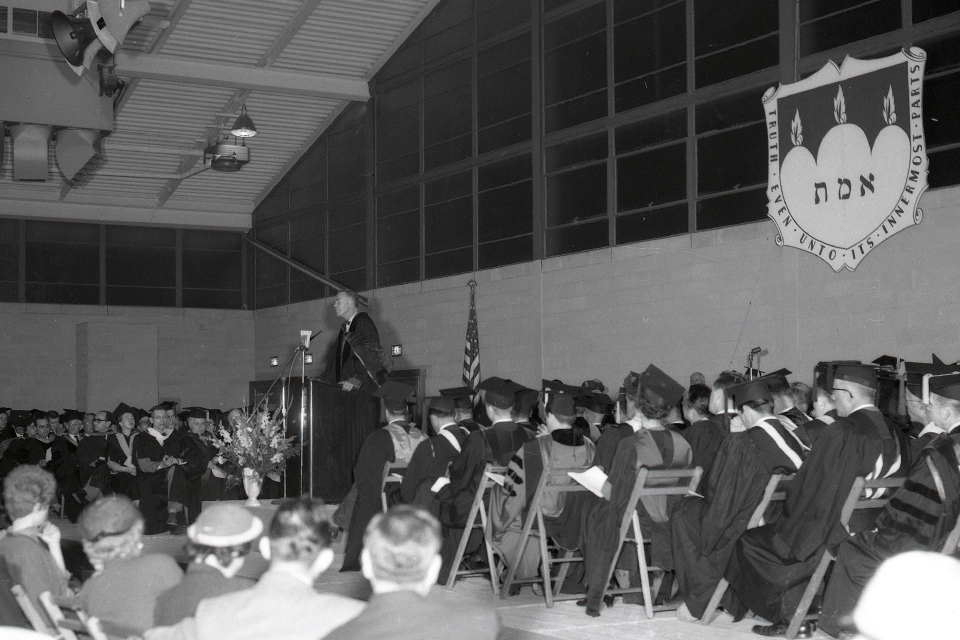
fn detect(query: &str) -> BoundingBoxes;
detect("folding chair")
[599,466,703,619]
[39,592,134,640]
[380,461,406,512]
[499,438,593,606]
[11,585,54,635]
[445,463,506,593]
[701,473,795,625]
[783,476,905,640]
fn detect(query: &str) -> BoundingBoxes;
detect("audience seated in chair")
[0,466,72,617]
[325,505,501,640]
[75,494,183,634]
[146,495,364,640]
[154,503,261,626]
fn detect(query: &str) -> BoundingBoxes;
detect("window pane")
[425,197,472,253]
[544,6,607,132]
[425,247,473,279]
[0,219,19,300]
[106,246,176,287]
[183,290,243,309]
[545,133,607,173]
[183,229,241,251]
[183,250,242,290]
[478,180,532,242]
[615,66,686,113]
[913,0,960,23]
[799,0,901,56]
[26,220,99,286]
[106,286,176,307]
[616,111,687,154]
[696,91,765,134]
[26,284,99,305]
[615,3,685,83]
[925,73,960,148]
[545,220,608,257]
[546,163,607,226]
[478,0,531,41]
[378,258,420,287]
[617,203,688,244]
[617,143,686,211]
[696,188,768,230]
[928,146,960,189]
[478,154,531,191]
[478,235,533,269]
[378,210,420,263]
[697,123,766,195]
[329,224,366,274]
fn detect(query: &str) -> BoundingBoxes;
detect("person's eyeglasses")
[95,418,108,423]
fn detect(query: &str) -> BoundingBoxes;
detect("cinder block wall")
[0,304,255,411]
[255,185,959,395]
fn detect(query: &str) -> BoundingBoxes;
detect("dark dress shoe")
[752,621,816,638]
[575,594,615,609]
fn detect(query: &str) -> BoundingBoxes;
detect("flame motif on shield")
[764,49,929,271]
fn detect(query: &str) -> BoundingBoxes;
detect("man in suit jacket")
[146,496,364,640]
[324,290,382,394]
[325,505,502,640]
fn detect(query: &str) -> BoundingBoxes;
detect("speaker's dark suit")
[324,311,381,394]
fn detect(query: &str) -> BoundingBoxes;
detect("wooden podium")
[249,378,379,503]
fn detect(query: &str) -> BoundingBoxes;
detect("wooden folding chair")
[599,466,703,619]
[499,438,593,606]
[783,476,905,640]
[11,585,54,635]
[380,461,406,512]
[445,463,506,593]
[39,591,135,640]
[701,473,795,625]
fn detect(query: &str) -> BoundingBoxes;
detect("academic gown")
[818,427,960,636]
[176,432,216,524]
[134,432,170,535]
[797,410,838,448]
[77,434,111,492]
[342,421,424,571]
[681,418,728,481]
[576,427,693,616]
[489,430,596,579]
[396,425,469,505]
[0,437,46,476]
[672,419,806,619]
[51,435,84,520]
[105,432,139,499]
[723,406,909,623]
[593,422,634,472]
[434,420,533,582]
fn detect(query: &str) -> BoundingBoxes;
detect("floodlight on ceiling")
[230,104,257,138]
[51,0,151,77]
[204,140,250,172]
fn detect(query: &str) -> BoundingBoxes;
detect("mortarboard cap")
[514,388,539,415]
[902,362,950,393]
[0,407,10,415]
[577,390,614,413]
[834,363,878,389]
[426,396,457,415]
[872,355,900,370]
[373,381,416,412]
[113,402,137,422]
[183,407,209,421]
[477,377,524,410]
[728,378,773,409]
[638,364,685,407]
[10,410,33,427]
[61,410,84,423]
[760,369,792,393]
[542,380,579,418]
[928,373,960,404]
[932,353,947,366]
[439,386,475,409]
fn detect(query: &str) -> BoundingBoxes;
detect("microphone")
[750,346,762,355]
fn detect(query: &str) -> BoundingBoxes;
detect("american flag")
[462,279,481,410]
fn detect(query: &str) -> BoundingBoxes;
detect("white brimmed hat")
[187,504,263,546]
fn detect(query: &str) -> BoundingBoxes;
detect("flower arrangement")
[212,411,301,486]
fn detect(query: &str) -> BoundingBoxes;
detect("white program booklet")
[568,466,608,498]
[484,470,506,487]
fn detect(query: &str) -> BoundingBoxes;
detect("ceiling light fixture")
[230,104,257,138]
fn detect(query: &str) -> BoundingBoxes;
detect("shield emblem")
[764,48,928,271]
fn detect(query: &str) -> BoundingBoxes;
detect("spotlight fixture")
[270,356,279,367]
[204,139,250,172]
[51,1,151,77]
[304,353,314,365]
[230,104,257,138]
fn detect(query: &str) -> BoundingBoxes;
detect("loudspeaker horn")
[51,9,99,67]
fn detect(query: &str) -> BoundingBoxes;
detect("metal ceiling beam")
[112,52,370,101]
[155,0,336,207]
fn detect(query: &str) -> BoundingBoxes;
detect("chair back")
[747,473,794,529]
[10,585,53,635]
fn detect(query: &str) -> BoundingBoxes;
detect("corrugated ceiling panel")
[157,0,303,66]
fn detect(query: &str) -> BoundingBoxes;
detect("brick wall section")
[0,304,254,411]
[77,322,159,412]
[260,185,958,395]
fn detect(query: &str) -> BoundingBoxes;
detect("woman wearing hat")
[75,495,182,633]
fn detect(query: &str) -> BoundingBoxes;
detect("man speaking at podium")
[323,290,385,394]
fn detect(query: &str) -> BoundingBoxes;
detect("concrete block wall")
[257,184,959,395]
[0,303,255,411]
[76,322,159,412]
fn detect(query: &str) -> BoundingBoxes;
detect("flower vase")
[243,469,262,507]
